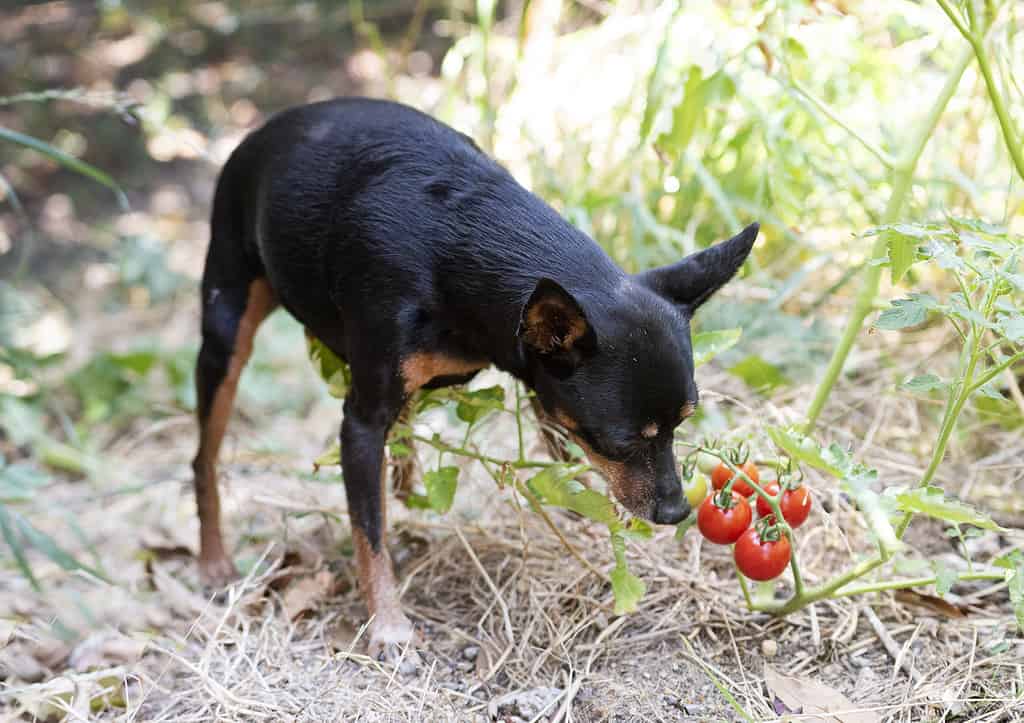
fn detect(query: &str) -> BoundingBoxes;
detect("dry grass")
[3,339,1024,722]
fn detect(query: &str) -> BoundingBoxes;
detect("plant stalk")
[803,46,974,432]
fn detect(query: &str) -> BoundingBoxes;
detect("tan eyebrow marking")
[680,402,696,420]
[641,422,659,439]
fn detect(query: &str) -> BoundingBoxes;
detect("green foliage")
[526,465,618,527]
[692,328,741,368]
[995,551,1024,631]
[894,486,1004,533]
[874,294,938,330]
[610,531,646,616]
[899,374,948,395]
[422,466,459,514]
[728,355,788,393]
[306,336,350,399]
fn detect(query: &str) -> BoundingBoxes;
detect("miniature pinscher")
[192,97,757,661]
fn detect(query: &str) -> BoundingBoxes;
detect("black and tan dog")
[192,97,757,660]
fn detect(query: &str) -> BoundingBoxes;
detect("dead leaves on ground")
[765,665,879,723]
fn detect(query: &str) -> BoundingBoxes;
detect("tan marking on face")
[523,301,587,352]
[641,422,659,439]
[400,352,488,394]
[572,435,655,520]
[680,402,696,421]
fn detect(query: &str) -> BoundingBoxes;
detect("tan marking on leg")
[352,528,415,652]
[399,351,487,394]
[352,458,416,663]
[193,278,276,585]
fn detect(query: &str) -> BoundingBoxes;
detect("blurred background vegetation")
[0,0,1022,586]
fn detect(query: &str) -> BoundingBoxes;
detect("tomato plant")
[734,524,791,581]
[697,491,752,545]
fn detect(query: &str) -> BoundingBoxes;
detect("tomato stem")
[734,557,754,609]
[832,569,1005,598]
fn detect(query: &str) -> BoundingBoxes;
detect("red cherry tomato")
[697,492,752,545]
[734,527,791,581]
[756,482,812,528]
[711,461,759,497]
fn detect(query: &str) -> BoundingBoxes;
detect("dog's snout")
[653,490,689,525]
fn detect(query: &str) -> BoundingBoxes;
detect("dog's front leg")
[340,395,417,665]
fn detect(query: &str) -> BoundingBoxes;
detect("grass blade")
[0,125,129,210]
[0,504,40,591]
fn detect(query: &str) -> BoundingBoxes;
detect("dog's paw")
[367,618,420,675]
[198,555,239,589]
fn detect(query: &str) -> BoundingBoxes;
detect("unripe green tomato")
[683,471,709,508]
[696,452,719,475]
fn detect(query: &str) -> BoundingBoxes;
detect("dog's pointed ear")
[636,222,759,313]
[518,278,594,355]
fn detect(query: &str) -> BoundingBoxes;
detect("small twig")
[863,606,922,685]
[454,526,515,680]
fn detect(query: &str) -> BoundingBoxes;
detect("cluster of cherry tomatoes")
[682,448,813,582]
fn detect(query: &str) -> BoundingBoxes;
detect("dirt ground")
[2,295,1023,721]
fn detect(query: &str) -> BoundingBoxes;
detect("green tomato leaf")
[388,441,412,458]
[874,293,938,330]
[899,374,948,395]
[1001,272,1024,293]
[975,383,1006,402]
[454,385,506,425]
[932,561,957,597]
[620,518,654,540]
[997,314,1024,343]
[306,335,351,398]
[424,466,459,513]
[995,551,1024,631]
[609,532,646,615]
[949,294,994,330]
[728,355,788,392]
[766,427,843,477]
[527,465,618,526]
[313,442,340,469]
[895,486,1004,533]
[610,563,646,615]
[841,467,904,556]
[888,233,921,283]
[404,493,431,510]
[692,328,741,367]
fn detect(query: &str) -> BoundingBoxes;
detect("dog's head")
[519,223,758,524]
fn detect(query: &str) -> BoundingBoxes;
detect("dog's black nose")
[653,495,689,525]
